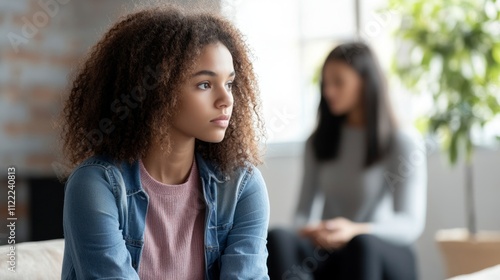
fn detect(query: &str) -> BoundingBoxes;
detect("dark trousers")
[267,228,418,280]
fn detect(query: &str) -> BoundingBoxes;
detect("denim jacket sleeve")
[62,164,140,280]
[219,166,270,280]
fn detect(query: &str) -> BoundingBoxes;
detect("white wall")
[260,143,500,280]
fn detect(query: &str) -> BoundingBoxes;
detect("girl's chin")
[197,134,226,144]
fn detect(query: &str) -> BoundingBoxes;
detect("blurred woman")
[267,42,427,280]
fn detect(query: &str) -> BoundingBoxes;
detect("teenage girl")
[60,5,269,280]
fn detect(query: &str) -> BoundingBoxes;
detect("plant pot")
[436,228,500,278]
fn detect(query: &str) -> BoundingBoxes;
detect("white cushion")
[0,238,64,280]
[447,265,500,280]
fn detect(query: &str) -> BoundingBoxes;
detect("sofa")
[0,238,499,279]
[0,239,64,280]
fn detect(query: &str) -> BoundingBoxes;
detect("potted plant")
[387,0,500,277]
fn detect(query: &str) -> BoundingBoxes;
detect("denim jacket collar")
[98,152,229,196]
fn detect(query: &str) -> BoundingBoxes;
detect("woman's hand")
[299,217,371,250]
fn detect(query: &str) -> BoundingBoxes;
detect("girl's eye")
[226,82,233,91]
[197,82,210,90]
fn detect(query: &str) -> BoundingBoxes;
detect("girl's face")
[172,42,235,143]
[322,61,363,116]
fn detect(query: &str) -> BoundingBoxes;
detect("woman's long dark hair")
[312,42,397,167]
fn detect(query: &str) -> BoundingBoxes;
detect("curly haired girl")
[59,4,269,279]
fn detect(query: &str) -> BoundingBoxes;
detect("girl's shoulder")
[66,154,124,186]
[78,154,118,168]
[63,156,123,202]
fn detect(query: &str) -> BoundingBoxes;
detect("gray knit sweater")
[294,124,427,246]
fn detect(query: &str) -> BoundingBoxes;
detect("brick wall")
[1,0,131,176]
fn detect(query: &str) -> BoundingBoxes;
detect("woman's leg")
[376,236,417,280]
[267,228,336,280]
[320,234,417,280]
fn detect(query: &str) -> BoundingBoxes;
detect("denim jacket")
[61,152,270,279]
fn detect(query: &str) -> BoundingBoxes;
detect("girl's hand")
[299,217,372,250]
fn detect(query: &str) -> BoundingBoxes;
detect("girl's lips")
[210,119,229,127]
[210,114,230,128]
[211,114,230,121]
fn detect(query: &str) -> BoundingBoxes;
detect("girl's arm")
[62,165,139,279]
[219,166,270,280]
[369,128,428,246]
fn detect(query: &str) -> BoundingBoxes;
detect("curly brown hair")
[59,4,265,176]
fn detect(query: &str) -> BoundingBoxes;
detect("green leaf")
[493,44,500,63]
[390,0,499,164]
[449,131,459,165]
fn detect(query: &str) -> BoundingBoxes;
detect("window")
[223,0,500,147]
[222,0,358,143]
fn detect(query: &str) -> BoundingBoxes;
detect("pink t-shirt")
[138,158,206,280]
